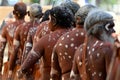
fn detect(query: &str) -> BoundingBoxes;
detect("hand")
[112,33,120,48]
[115,34,120,48]
[17,69,24,79]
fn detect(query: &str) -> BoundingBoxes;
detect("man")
[17,6,74,80]
[8,3,43,80]
[50,4,96,80]
[0,2,27,80]
[70,9,115,80]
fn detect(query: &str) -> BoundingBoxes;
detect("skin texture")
[106,33,120,80]
[70,10,115,80]
[0,2,27,80]
[34,20,51,43]
[8,3,43,80]
[22,9,50,80]
[71,36,114,80]
[8,21,40,80]
[50,4,97,80]
[51,27,85,80]
[17,6,74,80]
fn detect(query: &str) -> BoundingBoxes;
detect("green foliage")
[30,0,39,3]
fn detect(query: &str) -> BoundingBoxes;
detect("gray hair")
[75,4,97,25]
[84,9,114,35]
[60,1,80,15]
[29,3,42,18]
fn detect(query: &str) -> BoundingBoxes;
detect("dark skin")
[22,20,50,80]
[106,33,120,80]
[34,20,51,43]
[8,20,40,80]
[70,36,114,80]
[18,17,71,80]
[0,17,25,80]
[51,24,86,80]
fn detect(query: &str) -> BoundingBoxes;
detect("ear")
[52,16,57,26]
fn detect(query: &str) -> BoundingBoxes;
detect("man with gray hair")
[70,9,115,80]
[50,4,96,80]
[8,3,43,80]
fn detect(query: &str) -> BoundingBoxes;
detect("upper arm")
[104,44,114,73]
[50,45,61,79]
[70,48,80,79]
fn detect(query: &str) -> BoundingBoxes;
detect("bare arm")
[50,46,61,80]
[0,26,7,74]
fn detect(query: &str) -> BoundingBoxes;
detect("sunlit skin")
[51,26,85,80]
[17,6,74,80]
[70,10,115,80]
[0,2,27,80]
[106,33,120,80]
[8,3,43,80]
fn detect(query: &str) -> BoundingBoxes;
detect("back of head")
[50,6,74,28]
[41,9,50,23]
[84,9,114,36]
[28,3,43,19]
[75,4,97,25]
[60,1,80,15]
[13,2,27,19]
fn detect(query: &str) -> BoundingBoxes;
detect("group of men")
[0,1,120,80]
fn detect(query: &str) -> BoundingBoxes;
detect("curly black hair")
[50,6,74,28]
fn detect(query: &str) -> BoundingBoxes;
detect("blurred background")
[0,0,120,33]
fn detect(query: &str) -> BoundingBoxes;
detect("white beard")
[100,31,115,44]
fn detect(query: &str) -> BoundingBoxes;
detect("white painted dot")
[61,37,64,40]
[99,72,102,77]
[79,61,82,66]
[87,46,89,50]
[75,46,78,50]
[88,68,91,71]
[92,48,95,52]
[93,41,99,47]
[65,45,68,48]
[59,43,62,46]
[100,43,103,46]
[68,56,72,59]
[88,51,91,55]
[67,35,70,38]
[97,53,100,57]
[64,52,68,55]
[59,53,62,56]
[70,43,74,47]
[75,33,79,36]
[71,38,74,41]
[92,72,96,76]
[81,32,84,36]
